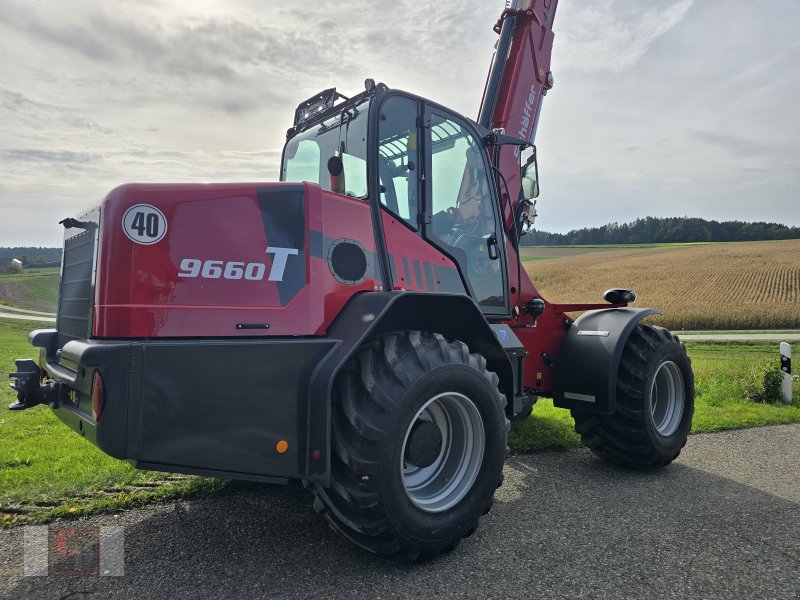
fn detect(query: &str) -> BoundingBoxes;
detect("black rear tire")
[571,325,694,469]
[307,331,508,562]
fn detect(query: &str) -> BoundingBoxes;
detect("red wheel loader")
[9,0,693,561]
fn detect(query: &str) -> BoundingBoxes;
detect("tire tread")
[309,331,508,562]
[571,325,694,470]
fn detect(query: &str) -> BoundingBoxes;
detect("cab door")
[422,107,509,316]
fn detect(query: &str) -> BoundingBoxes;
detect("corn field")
[526,239,800,330]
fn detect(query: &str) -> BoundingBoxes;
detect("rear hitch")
[8,359,57,410]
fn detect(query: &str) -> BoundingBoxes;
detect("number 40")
[131,211,160,238]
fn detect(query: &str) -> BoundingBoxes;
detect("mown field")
[523,239,800,330]
[0,267,60,312]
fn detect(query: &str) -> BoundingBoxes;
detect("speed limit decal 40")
[122,204,168,245]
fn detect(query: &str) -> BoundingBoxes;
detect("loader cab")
[281,84,509,317]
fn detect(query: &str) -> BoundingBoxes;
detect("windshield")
[281,99,369,198]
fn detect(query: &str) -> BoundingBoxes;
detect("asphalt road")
[2,425,799,599]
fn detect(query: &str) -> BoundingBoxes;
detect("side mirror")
[520,145,540,200]
[327,154,346,194]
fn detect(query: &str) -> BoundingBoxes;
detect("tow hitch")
[8,359,57,410]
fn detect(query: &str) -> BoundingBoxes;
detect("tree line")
[523,217,800,246]
[3,216,799,264]
[0,247,62,273]
[0,247,63,262]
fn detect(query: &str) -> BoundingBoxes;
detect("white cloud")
[0,0,797,246]
[555,0,694,72]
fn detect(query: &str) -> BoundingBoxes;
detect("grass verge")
[509,340,799,453]
[0,268,60,312]
[0,319,226,527]
[1,320,798,525]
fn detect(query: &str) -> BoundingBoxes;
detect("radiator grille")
[57,228,97,348]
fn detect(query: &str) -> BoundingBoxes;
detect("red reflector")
[91,371,105,422]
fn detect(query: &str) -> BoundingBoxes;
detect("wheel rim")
[650,361,685,437]
[401,392,485,513]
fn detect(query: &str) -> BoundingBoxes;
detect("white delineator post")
[780,342,792,404]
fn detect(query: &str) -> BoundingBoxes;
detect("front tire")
[308,331,508,562]
[571,325,694,469]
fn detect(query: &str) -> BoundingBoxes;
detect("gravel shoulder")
[0,304,55,322]
[0,306,55,317]
[2,425,799,599]
[0,312,55,322]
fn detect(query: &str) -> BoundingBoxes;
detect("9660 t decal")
[178,247,299,282]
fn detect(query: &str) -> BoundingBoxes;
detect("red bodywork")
[94,182,380,338]
[86,0,589,396]
[10,0,651,495]
[484,2,558,230]
[473,0,621,393]
[484,0,569,393]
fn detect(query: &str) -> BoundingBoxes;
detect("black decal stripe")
[413,259,423,289]
[257,186,306,306]
[388,253,397,282]
[423,261,434,292]
[402,256,411,285]
[309,230,324,259]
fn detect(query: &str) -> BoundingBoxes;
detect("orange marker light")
[276,440,289,454]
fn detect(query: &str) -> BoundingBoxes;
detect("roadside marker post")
[780,342,792,404]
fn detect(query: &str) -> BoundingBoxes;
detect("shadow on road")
[3,446,799,599]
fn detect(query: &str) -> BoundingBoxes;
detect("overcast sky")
[1,0,798,246]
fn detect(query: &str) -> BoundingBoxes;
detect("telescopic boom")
[479,0,558,223]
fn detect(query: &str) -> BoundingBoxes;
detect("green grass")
[508,399,582,452]
[0,268,60,312]
[0,319,224,527]
[687,341,800,430]
[2,319,798,526]
[521,242,715,250]
[676,330,800,335]
[518,242,715,261]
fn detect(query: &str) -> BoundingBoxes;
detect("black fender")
[306,291,514,486]
[552,308,662,414]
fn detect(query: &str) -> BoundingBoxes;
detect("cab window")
[378,96,419,228]
[281,99,369,199]
[427,113,505,309]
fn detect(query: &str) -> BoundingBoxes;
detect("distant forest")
[523,217,800,246]
[2,217,799,263]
